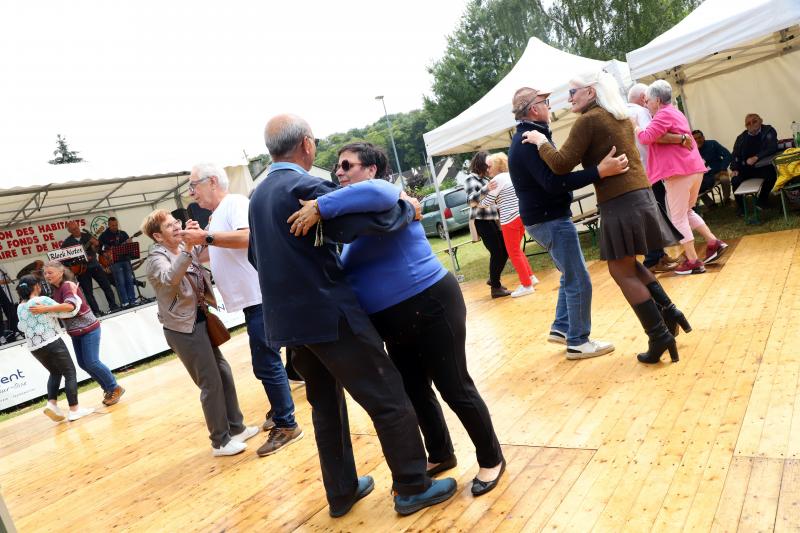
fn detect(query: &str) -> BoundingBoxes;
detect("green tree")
[48,134,84,164]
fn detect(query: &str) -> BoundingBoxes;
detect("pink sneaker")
[703,240,729,264]
[674,259,706,275]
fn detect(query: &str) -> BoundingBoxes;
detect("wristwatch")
[205,232,215,245]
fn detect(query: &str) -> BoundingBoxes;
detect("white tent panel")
[681,51,800,150]
[423,38,633,156]
[627,0,800,81]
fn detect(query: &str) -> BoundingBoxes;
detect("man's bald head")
[264,114,313,158]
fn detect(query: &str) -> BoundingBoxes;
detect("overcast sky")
[0,0,470,171]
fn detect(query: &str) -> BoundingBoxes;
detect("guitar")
[99,230,144,270]
[68,226,106,276]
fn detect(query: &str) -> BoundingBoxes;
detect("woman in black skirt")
[523,70,690,364]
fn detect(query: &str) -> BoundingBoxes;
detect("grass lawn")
[430,202,800,283]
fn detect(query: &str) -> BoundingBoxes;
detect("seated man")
[730,114,779,213]
[693,129,732,208]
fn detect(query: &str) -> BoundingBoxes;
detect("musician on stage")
[99,217,138,308]
[0,266,20,340]
[61,221,119,315]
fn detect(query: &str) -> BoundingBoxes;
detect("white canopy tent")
[422,37,632,271]
[626,0,800,150]
[424,38,632,157]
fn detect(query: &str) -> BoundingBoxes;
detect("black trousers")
[0,287,17,334]
[643,180,668,267]
[77,265,117,314]
[474,219,508,288]
[732,165,777,210]
[370,273,503,468]
[292,318,430,509]
[30,338,79,406]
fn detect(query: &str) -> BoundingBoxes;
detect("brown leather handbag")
[204,309,231,347]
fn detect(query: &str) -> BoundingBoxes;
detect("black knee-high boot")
[646,281,691,337]
[632,299,679,364]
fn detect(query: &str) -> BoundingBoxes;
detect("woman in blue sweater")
[289,142,505,496]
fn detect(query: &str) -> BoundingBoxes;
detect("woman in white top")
[481,153,539,298]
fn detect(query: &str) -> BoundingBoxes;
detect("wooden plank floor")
[2,229,800,532]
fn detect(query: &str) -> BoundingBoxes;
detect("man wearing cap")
[508,87,624,359]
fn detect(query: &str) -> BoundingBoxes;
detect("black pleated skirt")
[597,188,682,261]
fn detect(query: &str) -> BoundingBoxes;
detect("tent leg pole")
[426,155,460,280]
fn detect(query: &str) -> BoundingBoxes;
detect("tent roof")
[0,159,244,228]
[423,37,629,156]
[627,0,800,82]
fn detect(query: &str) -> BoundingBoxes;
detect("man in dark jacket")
[248,114,456,518]
[508,87,625,359]
[730,113,779,212]
[693,130,732,207]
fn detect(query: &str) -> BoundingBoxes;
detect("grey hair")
[627,82,648,103]
[570,70,629,120]
[192,163,229,191]
[264,116,313,158]
[646,80,673,105]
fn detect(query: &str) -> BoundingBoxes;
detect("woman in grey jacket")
[142,209,258,457]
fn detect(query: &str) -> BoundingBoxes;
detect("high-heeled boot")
[646,281,691,337]
[632,299,679,364]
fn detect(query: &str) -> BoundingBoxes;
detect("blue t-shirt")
[317,179,447,314]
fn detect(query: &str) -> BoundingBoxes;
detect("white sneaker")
[212,440,247,457]
[566,339,615,360]
[547,330,567,345]
[530,275,540,286]
[231,425,259,443]
[67,407,95,421]
[43,404,65,422]
[511,285,535,298]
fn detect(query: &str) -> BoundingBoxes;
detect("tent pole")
[426,154,459,277]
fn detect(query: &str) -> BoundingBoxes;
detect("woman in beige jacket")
[143,209,257,457]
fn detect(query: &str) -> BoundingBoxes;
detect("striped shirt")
[479,172,521,225]
[464,174,499,220]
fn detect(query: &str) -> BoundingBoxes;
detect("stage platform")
[1,229,799,532]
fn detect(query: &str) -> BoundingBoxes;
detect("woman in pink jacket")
[635,80,728,275]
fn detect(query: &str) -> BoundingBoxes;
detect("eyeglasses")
[568,86,591,98]
[305,136,320,147]
[335,160,364,172]
[188,176,210,193]
[530,97,549,108]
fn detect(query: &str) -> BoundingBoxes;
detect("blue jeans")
[244,305,296,428]
[526,217,592,346]
[111,260,137,305]
[71,327,118,392]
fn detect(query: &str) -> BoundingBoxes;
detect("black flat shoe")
[471,459,506,496]
[426,455,457,477]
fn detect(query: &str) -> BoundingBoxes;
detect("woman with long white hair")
[523,70,689,365]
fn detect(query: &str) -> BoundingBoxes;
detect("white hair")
[627,82,648,103]
[192,163,229,190]
[571,70,629,120]
[646,80,673,105]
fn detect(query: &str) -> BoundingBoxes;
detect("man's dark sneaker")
[329,476,374,518]
[262,410,275,432]
[490,286,511,299]
[256,425,304,457]
[674,259,706,275]
[703,239,729,264]
[394,478,457,516]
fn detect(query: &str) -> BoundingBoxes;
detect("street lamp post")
[375,95,404,189]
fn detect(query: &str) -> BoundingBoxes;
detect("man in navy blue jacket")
[248,114,456,518]
[508,87,625,360]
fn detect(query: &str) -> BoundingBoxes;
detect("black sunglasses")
[568,86,591,97]
[303,135,320,147]
[334,160,364,172]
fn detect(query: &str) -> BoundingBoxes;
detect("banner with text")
[0,215,109,263]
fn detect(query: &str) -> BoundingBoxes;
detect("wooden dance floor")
[2,229,800,532]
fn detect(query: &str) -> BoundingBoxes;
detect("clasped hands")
[286,192,423,237]
[178,219,205,246]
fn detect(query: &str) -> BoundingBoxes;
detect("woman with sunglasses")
[523,70,689,365]
[289,142,506,496]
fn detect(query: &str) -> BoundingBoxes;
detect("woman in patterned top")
[16,275,94,422]
[481,152,539,298]
[34,261,125,406]
[465,151,510,298]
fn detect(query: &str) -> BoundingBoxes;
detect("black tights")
[607,257,657,306]
[474,219,508,288]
